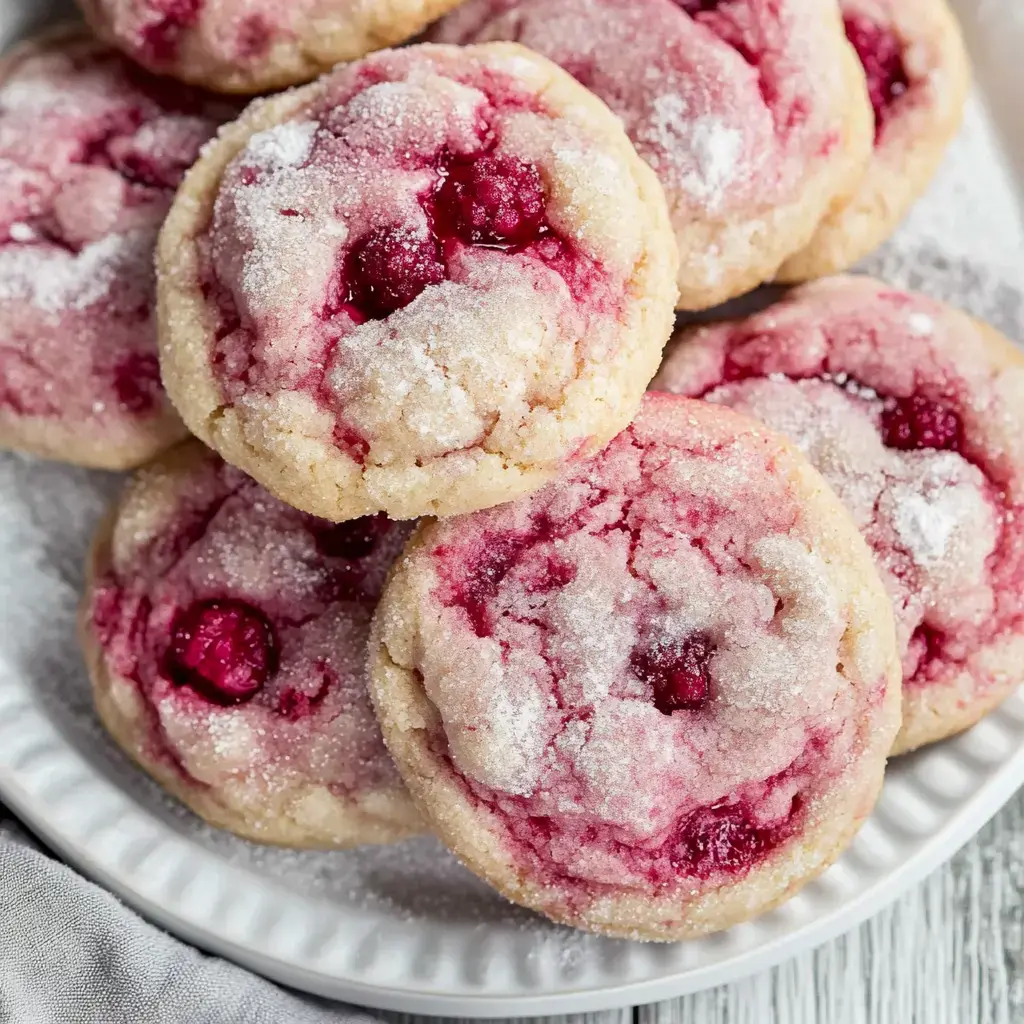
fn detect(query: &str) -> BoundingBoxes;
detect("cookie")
[427,0,872,311]
[80,440,425,847]
[0,27,230,470]
[77,0,466,94]
[654,276,1024,755]
[370,393,900,940]
[777,0,969,281]
[158,43,678,523]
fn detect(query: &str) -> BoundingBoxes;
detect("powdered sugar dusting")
[84,446,420,842]
[0,32,228,440]
[908,312,935,336]
[244,121,318,171]
[892,481,961,565]
[644,101,744,210]
[658,276,1023,697]
[0,230,150,315]
[387,395,889,890]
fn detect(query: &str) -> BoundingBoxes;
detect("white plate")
[2,0,1024,1017]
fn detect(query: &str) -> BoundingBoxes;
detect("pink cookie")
[428,0,872,310]
[158,43,678,522]
[654,276,1024,755]
[77,0,466,94]
[371,393,899,940]
[778,0,970,280]
[80,440,424,847]
[0,27,231,470]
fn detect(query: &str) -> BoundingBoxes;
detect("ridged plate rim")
[3,659,1024,1017]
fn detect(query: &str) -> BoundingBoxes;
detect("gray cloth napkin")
[0,810,383,1024]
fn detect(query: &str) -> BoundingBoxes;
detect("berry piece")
[631,634,715,713]
[881,394,963,452]
[341,227,445,321]
[436,154,548,247]
[167,599,275,705]
[844,15,909,136]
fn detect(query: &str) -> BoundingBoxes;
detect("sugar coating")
[654,276,1024,709]
[0,32,228,460]
[168,43,676,520]
[78,0,466,92]
[778,0,970,282]
[82,0,313,70]
[383,394,892,893]
[87,444,418,843]
[703,379,997,680]
[428,0,866,307]
[431,0,834,212]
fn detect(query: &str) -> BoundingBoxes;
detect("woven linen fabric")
[0,810,385,1024]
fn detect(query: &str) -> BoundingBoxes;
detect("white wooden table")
[387,786,1024,1023]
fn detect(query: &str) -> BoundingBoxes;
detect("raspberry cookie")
[778,0,969,280]
[428,0,872,310]
[158,43,677,522]
[77,0,466,94]
[0,27,230,470]
[370,393,900,940]
[655,276,1024,754]
[80,440,424,847]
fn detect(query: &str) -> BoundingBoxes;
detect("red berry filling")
[717,357,965,456]
[139,0,203,63]
[339,227,445,322]
[843,15,909,138]
[669,796,799,878]
[631,635,714,713]
[275,670,332,722]
[674,0,726,15]
[335,152,562,322]
[448,539,526,637]
[880,394,963,452]
[112,352,162,414]
[443,518,564,637]
[434,154,548,247]
[166,599,276,706]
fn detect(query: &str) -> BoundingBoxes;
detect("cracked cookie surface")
[429,0,872,310]
[369,393,899,939]
[655,276,1024,754]
[0,27,230,469]
[80,439,424,847]
[158,43,678,522]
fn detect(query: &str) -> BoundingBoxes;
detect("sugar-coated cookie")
[80,440,425,847]
[77,0,466,94]
[778,0,969,280]
[428,0,872,310]
[158,43,678,523]
[0,27,230,470]
[655,276,1024,754]
[370,393,900,940]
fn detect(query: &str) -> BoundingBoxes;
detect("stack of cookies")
[3,0,1020,941]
